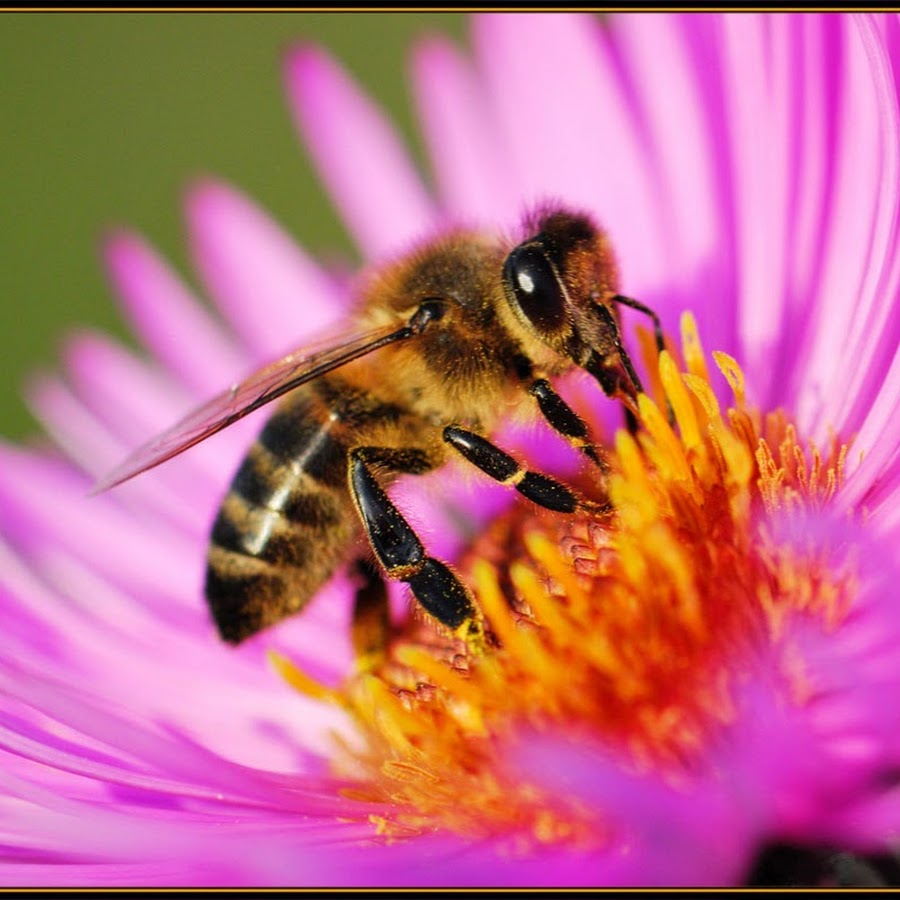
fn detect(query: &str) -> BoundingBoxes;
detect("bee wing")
[92,319,415,494]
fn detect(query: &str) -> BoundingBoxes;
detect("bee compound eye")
[502,244,567,335]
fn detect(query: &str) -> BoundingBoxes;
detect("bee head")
[502,209,626,387]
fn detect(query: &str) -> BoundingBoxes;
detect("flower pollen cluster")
[275,313,856,856]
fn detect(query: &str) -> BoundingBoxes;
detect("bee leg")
[443,425,609,515]
[529,377,606,470]
[611,294,665,357]
[611,294,675,427]
[590,302,645,435]
[350,558,391,669]
[349,451,481,640]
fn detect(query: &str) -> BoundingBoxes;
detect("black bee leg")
[611,294,675,427]
[624,407,640,436]
[443,425,609,515]
[350,558,391,668]
[529,378,605,469]
[348,450,480,639]
[611,294,666,357]
[593,302,646,396]
[590,302,645,435]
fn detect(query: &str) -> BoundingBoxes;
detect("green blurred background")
[0,12,467,440]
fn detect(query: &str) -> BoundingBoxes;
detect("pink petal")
[26,373,204,533]
[103,230,246,395]
[509,733,750,885]
[794,17,899,438]
[774,14,838,409]
[717,14,796,389]
[61,331,189,447]
[186,179,347,360]
[817,23,900,442]
[612,14,722,284]
[0,444,195,602]
[53,327,268,516]
[472,13,669,293]
[50,329,243,511]
[411,37,516,226]
[284,46,439,260]
[610,12,739,356]
[841,345,900,522]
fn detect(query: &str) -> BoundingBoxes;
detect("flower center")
[273,313,854,851]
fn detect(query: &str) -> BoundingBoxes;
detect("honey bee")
[96,207,664,646]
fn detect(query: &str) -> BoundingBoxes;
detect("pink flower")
[2,12,900,887]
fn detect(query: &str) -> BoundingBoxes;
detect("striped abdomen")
[204,386,356,643]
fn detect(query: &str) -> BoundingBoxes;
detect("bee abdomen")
[205,399,355,643]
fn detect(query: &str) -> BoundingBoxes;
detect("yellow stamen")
[268,650,346,707]
[713,350,746,409]
[637,392,691,483]
[275,316,857,851]
[659,350,701,450]
[472,559,544,669]
[681,311,712,383]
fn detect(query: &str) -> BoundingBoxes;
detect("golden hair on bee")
[95,205,665,646]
